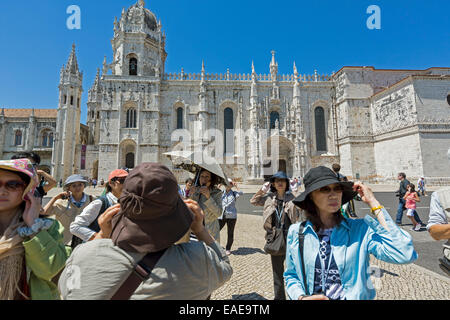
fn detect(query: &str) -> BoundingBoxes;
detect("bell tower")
[52,44,83,181]
[104,0,167,78]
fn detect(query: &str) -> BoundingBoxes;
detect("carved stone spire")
[66,43,80,75]
[269,50,278,81]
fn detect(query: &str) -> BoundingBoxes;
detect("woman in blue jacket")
[284,166,417,300]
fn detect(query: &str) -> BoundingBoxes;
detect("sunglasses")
[0,180,26,192]
[318,185,344,194]
[112,177,126,184]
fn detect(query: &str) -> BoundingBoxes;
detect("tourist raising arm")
[0,159,70,300]
[284,166,417,300]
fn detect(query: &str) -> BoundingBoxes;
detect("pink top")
[405,192,417,209]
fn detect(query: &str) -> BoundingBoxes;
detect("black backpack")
[71,195,111,250]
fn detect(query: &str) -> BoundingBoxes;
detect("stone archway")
[263,135,295,179]
[119,139,137,169]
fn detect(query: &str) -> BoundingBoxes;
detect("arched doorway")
[263,135,295,179]
[119,139,137,170]
[126,153,135,169]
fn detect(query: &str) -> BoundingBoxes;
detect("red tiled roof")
[2,108,57,119]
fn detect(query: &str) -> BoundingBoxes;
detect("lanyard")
[275,203,283,223]
[318,231,333,293]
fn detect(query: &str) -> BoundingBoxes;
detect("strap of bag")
[298,221,308,295]
[111,249,167,300]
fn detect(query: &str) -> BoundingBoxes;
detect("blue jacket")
[284,208,417,300]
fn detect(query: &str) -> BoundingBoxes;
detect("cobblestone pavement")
[211,214,450,300]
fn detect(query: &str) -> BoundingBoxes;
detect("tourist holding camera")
[43,174,94,245]
[189,169,223,242]
[250,171,302,300]
[0,159,70,300]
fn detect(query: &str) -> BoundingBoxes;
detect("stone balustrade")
[163,71,332,82]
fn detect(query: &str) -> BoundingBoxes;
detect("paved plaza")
[211,213,450,300]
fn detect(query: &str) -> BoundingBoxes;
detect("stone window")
[129,58,138,76]
[270,111,280,129]
[447,94,450,106]
[14,130,22,146]
[224,107,234,154]
[314,107,327,152]
[70,96,74,105]
[63,95,67,104]
[41,130,54,147]
[176,107,183,129]
[126,109,137,128]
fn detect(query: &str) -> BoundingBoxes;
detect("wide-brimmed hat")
[64,174,88,188]
[110,163,194,254]
[0,159,39,199]
[269,171,290,192]
[293,166,356,209]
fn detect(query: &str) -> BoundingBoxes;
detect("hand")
[299,295,329,300]
[199,186,210,199]
[261,182,270,194]
[96,204,121,239]
[190,186,199,194]
[23,191,42,227]
[352,181,379,208]
[184,199,205,234]
[56,191,71,200]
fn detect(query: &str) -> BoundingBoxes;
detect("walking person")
[284,166,417,300]
[219,179,243,255]
[0,159,70,300]
[396,173,424,226]
[70,169,129,247]
[92,179,97,189]
[189,169,223,242]
[404,184,422,231]
[58,163,233,300]
[180,178,194,199]
[250,171,302,300]
[417,176,426,196]
[42,174,94,245]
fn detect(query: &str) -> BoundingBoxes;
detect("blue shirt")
[284,208,417,300]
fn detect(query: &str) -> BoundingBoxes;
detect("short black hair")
[12,152,41,165]
[398,172,406,179]
[332,164,341,173]
[270,179,290,193]
[185,178,194,184]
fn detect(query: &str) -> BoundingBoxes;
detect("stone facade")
[0,108,56,173]
[7,1,449,185]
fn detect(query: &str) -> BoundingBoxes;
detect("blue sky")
[0,0,449,124]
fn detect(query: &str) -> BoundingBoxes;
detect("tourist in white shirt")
[70,169,128,244]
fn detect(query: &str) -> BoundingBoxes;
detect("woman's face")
[310,183,343,215]
[273,178,287,193]
[67,182,85,196]
[186,181,193,189]
[199,171,211,187]
[110,177,126,196]
[0,170,27,213]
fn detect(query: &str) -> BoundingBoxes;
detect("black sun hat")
[293,166,357,209]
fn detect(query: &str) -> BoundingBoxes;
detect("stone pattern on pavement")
[211,214,450,300]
